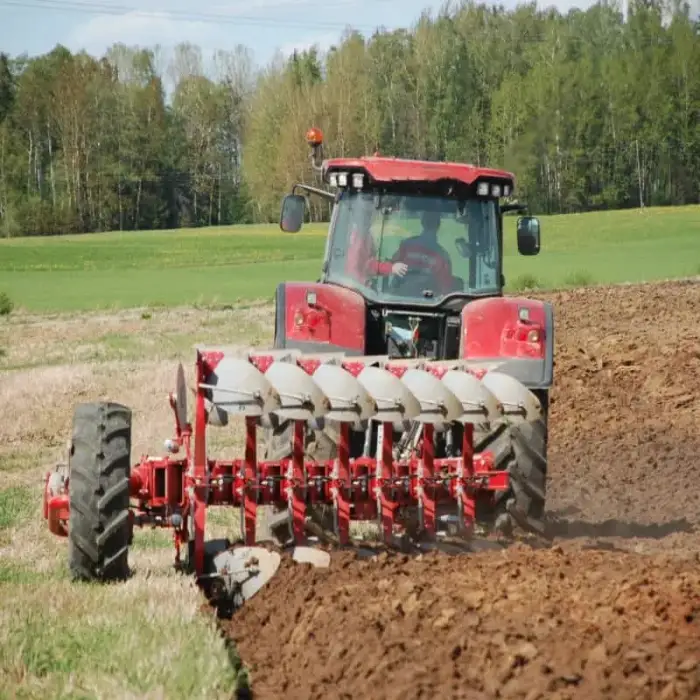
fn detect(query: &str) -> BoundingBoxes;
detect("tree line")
[0,0,698,236]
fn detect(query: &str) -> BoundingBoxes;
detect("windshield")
[324,190,501,305]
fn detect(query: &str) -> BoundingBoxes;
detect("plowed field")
[223,280,700,699]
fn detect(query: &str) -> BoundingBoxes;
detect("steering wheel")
[389,267,438,295]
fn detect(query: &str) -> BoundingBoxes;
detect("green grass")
[0,480,246,699]
[0,486,34,531]
[0,575,241,699]
[0,206,699,312]
[0,560,58,585]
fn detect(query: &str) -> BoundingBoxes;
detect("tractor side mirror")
[280,194,306,233]
[516,216,541,256]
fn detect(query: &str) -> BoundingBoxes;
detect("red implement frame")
[43,350,508,579]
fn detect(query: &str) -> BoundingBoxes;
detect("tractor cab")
[280,130,540,309]
[318,187,502,307]
[278,129,544,361]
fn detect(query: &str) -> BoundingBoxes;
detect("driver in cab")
[390,210,454,295]
[345,204,408,285]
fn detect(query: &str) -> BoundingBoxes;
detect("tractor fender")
[273,282,366,355]
[459,296,554,389]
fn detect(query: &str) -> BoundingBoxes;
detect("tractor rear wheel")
[68,402,132,582]
[475,391,549,537]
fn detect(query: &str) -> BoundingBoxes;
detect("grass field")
[0,203,699,698]
[0,204,699,312]
[0,306,275,698]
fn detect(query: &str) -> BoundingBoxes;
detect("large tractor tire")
[68,402,132,582]
[474,390,549,537]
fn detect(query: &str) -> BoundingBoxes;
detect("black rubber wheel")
[68,402,132,582]
[475,391,549,537]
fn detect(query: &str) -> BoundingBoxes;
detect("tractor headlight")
[476,182,489,196]
[352,172,364,189]
[329,173,338,187]
[337,172,348,187]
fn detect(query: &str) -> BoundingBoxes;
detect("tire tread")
[68,402,132,582]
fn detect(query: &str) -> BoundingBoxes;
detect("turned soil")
[222,280,700,700]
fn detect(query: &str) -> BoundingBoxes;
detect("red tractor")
[42,127,551,608]
[260,127,551,544]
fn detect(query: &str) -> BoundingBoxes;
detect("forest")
[0,0,698,236]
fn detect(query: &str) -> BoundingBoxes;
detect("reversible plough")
[43,346,541,608]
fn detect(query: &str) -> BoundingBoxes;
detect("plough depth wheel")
[68,402,132,582]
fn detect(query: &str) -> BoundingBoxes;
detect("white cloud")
[209,0,351,11]
[65,11,222,56]
[279,31,339,57]
[62,0,348,66]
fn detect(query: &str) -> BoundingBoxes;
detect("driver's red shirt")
[392,238,453,294]
[345,227,393,284]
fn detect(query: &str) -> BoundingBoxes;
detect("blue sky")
[0,0,611,69]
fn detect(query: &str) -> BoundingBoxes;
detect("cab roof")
[323,156,515,188]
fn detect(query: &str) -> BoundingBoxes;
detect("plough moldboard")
[43,347,543,610]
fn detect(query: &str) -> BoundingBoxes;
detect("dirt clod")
[221,281,700,700]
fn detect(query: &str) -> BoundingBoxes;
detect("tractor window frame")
[322,189,502,307]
